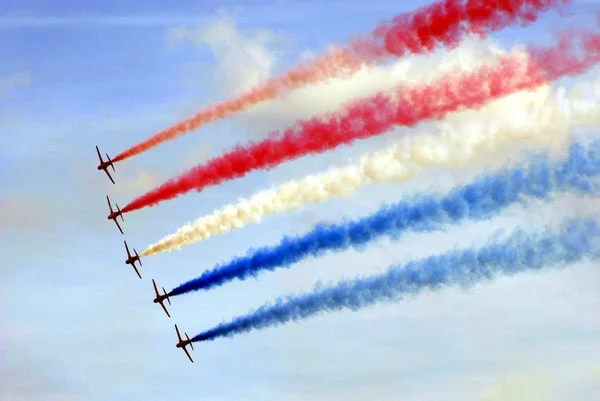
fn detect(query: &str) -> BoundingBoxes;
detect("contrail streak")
[168,140,600,296]
[191,216,600,342]
[142,78,600,256]
[121,26,600,214]
[112,0,568,162]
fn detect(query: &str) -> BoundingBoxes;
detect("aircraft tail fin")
[163,288,171,305]
[186,333,194,350]
[106,154,115,171]
[135,249,142,266]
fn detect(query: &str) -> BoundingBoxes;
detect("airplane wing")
[153,279,159,297]
[124,241,131,258]
[106,196,114,214]
[175,324,183,342]
[104,169,115,184]
[160,301,171,318]
[183,347,194,363]
[114,219,124,235]
[132,265,142,279]
[96,146,103,163]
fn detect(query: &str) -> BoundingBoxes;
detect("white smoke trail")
[142,73,600,256]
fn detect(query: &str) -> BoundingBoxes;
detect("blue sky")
[1,1,600,400]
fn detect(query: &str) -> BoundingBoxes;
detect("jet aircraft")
[152,279,171,318]
[124,240,142,279]
[175,324,194,363]
[106,195,124,234]
[96,146,115,184]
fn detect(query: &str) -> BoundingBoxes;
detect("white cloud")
[166,13,285,98]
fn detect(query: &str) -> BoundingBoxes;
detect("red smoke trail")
[113,0,569,162]
[122,28,600,214]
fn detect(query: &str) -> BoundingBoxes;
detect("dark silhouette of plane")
[152,279,171,318]
[96,146,115,184]
[124,241,142,279]
[106,195,124,234]
[175,324,194,363]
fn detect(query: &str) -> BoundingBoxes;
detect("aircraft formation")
[96,147,194,363]
[92,0,600,365]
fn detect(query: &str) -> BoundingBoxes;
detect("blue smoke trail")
[191,216,600,342]
[170,140,600,297]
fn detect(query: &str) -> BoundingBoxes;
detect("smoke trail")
[122,27,600,213]
[112,0,568,162]
[191,216,600,342]
[143,79,600,256]
[168,140,600,296]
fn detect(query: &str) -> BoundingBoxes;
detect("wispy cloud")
[166,13,286,99]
